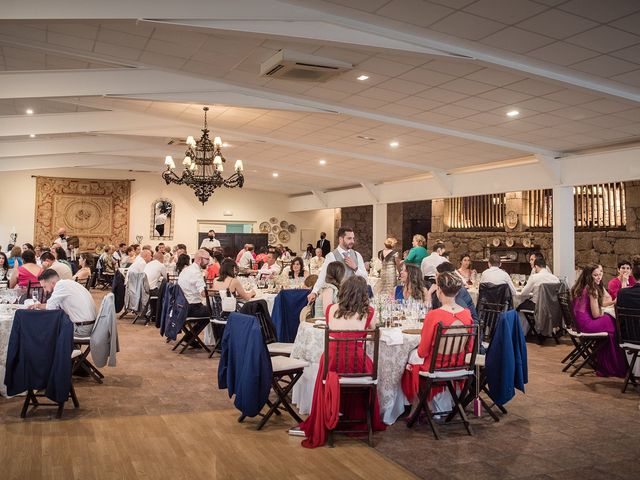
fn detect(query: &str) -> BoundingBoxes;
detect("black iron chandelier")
[162,106,244,204]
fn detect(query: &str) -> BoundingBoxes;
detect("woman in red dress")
[402,271,474,416]
[300,276,385,448]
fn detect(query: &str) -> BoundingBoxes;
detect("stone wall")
[340,205,373,261]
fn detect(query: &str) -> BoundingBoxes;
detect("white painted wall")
[0,168,334,253]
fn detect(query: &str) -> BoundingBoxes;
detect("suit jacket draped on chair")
[91,293,119,368]
[271,289,309,343]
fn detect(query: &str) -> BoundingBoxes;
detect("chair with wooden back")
[615,306,640,393]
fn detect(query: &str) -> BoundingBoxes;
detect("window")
[574,182,626,229]
[525,189,553,229]
[448,193,505,230]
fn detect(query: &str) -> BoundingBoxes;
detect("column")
[552,186,575,285]
[372,203,387,261]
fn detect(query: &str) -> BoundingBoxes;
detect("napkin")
[380,327,404,346]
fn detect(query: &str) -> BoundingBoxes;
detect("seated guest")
[402,271,473,415]
[206,253,223,280]
[212,259,255,301]
[72,253,93,283]
[528,251,549,275]
[53,245,72,270]
[456,253,476,286]
[420,242,447,284]
[571,264,626,377]
[235,244,248,264]
[32,269,97,336]
[21,243,34,253]
[238,244,255,270]
[112,243,127,266]
[144,252,167,293]
[518,257,560,311]
[617,257,640,310]
[255,246,269,266]
[178,249,212,319]
[314,261,345,318]
[9,250,43,288]
[0,252,8,281]
[39,252,72,281]
[395,264,429,305]
[301,244,314,262]
[7,245,23,268]
[258,251,281,279]
[430,262,478,323]
[175,253,191,275]
[480,254,517,297]
[172,244,187,263]
[283,256,308,281]
[309,247,324,276]
[99,246,116,276]
[121,246,136,268]
[404,234,428,267]
[608,260,636,300]
[128,249,151,275]
[300,276,385,448]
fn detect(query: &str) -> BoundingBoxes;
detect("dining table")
[290,320,421,425]
[0,304,19,397]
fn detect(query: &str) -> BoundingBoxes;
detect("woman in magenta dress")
[299,276,385,448]
[571,264,626,377]
[8,249,42,289]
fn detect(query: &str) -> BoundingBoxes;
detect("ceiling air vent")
[260,50,352,82]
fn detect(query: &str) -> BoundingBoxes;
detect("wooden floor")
[0,291,416,480]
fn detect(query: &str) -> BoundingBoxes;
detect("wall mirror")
[150,199,174,240]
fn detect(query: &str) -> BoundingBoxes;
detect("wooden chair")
[615,306,640,393]
[248,300,294,357]
[557,291,608,377]
[172,285,212,354]
[406,323,477,440]
[323,327,380,447]
[207,291,230,358]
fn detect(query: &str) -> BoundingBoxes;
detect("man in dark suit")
[316,232,331,257]
[617,259,640,310]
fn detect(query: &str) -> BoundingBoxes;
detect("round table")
[290,322,420,425]
[0,306,19,397]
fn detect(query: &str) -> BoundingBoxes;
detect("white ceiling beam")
[359,182,379,203]
[0,135,163,158]
[0,153,140,172]
[430,169,452,196]
[535,154,562,184]
[310,190,328,208]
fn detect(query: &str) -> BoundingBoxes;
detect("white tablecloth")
[290,322,420,425]
[0,308,17,397]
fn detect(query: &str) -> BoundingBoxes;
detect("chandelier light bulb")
[213,155,222,165]
[183,156,191,166]
[190,162,197,171]
[234,160,243,172]
[214,136,222,147]
[165,156,174,167]
[217,164,224,172]
[186,136,195,146]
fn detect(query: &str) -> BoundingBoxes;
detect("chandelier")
[162,106,244,204]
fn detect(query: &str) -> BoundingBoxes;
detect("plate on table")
[280,220,289,229]
[259,221,271,233]
[402,328,421,335]
[268,233,277,244]
[271,225,280,233]
[278,230,291,243]
[269,217,278,224]
[287,224,297,233]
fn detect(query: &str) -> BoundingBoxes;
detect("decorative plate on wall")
[506,237,514,247]
[280,220,289,229]
[492,237,501,247]
[259,221,271,233]
[269,217,278,224]
[287,224,297,233]
[268,233,277,244]
[278,230,291,243]
[505,210,518,230]
[523,238,532,248]
[271,225,280,233]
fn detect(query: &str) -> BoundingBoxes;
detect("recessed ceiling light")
[389,141,399,148]
[29,134,36,138]
[507,110,520,117]
[319,159,326,165]
[272,172,279,177]
[25,109,34,115]
[357,74,369,81]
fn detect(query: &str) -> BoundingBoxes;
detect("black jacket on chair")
[477,282,513,310]
[112,269,125,313]
[4,310,74,404]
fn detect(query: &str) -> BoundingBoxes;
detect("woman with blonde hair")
[375,236,399,297]
[404,234,428,267]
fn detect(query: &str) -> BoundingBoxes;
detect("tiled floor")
[1,300,639,479]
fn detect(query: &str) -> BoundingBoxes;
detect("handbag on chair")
[220,290,237,312]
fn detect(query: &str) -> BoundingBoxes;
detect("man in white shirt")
[112,243,127,265]
[480,254,517,297]
[519,257,559,308]
[178,249,211,318]
[309,247,325,275]
[40,252,73,280]
[200,230,221,250]
[238,244,254,270]
[421,242,447,282]
[258,251,282,279]
[128,249,151,276]
[34,269,97,336]
[308,226,367,302]
[144,252,167,291]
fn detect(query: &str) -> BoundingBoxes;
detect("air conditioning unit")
[260,50,353,82]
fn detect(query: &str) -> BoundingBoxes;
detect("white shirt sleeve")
[355,251,368,279]
[312,252,336,294]
[520,273,537,299]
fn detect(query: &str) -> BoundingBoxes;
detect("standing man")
[54,228,70,258]
[200,230,221,250]
[308,226,367,303]
[316,232,331,257]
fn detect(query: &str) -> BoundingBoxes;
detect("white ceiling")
[0,0,639,196]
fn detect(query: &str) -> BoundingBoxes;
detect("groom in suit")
[316,232,331,257]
